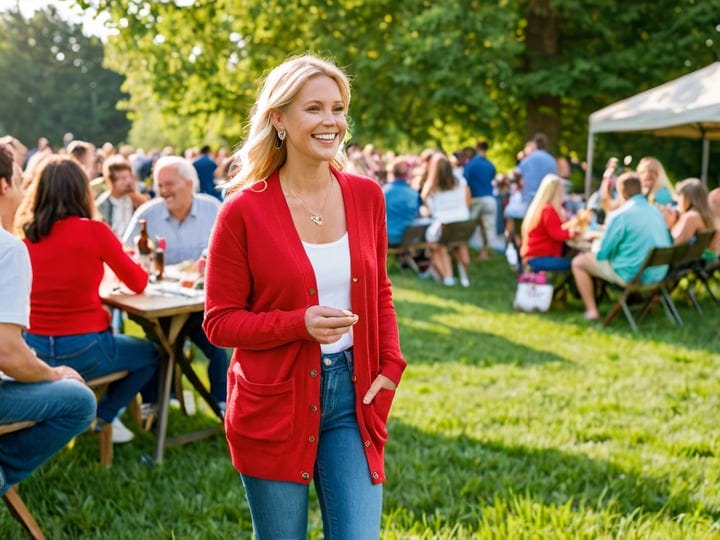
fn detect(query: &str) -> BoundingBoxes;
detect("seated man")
[0,148,96,495]
[571,173,672,320]
[95,154,150,238]
[123,156,228,410]
[383,157,421,247]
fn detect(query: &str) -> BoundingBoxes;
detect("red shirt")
[522,204,572,260]
[24,217,148,335]
[203,169,406,485]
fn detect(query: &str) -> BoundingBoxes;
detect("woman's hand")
[304,306,358,344]
[363,373,397,404]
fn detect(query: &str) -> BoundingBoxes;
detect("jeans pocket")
[54,333,111,376]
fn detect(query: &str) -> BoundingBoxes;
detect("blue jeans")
[241,348,382,540]
[141,313,229,404]
[0,378,96,495]
[24,330,159,423]
[527,256,571,272]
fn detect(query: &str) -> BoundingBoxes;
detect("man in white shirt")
[0,144,96,496]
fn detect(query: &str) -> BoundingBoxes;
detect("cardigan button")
[371,472,379,479]
[308,435,315,443]
[310,405,318,412]
[351,375,357,382]
[364,440,371,447]
[352,277,359,283]
[301,472,310,480]
[310,369,318,377]
[308,288,316,295]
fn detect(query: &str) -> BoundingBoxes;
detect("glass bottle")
[154,236,166,280]
[135,219,154,273]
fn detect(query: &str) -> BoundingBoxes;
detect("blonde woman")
[637,156,675,205]
[520,173,578,271]
[203,54,406,539]
[662,178,714,245]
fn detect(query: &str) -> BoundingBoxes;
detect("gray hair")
[153,155,199,192]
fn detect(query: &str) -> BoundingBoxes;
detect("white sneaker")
[457,263,470,287]
[111,418,135,444]
[140,403,158,421]
[183,390,196,416]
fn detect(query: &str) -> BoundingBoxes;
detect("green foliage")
[71,0,720,185]
[0,6,130,148]
[1,256,719,537]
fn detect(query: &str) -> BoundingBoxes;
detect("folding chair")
[602,246,678,332]
[437,219,479,249]
[0,421,46,540]
[387,223,429,273]
[695,256,720,305]
[662,229,716,321]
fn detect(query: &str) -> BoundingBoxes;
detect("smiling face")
[156,165,194,219]
[636,159,658,193]
[272,74,347,165]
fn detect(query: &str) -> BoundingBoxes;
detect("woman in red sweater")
[21,156,159,444]
[203,55,406,539]
[520,173,579,272]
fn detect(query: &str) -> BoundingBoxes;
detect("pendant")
[310,214,323,226]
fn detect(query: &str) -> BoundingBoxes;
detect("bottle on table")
[135,219,154,273]
[154,236,166,281]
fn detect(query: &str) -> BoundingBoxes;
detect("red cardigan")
[522,204,572,260]
[24,217,148,336]
[203,169,406,485]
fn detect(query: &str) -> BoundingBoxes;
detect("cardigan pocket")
[364,387,395,446]
[227,373,295,442]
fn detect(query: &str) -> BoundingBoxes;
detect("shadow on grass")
[398,318,570,367]
[383,419,719,531]
[389,258,720,355]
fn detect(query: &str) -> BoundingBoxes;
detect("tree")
[73,0,720,184]
[0,6,130,148]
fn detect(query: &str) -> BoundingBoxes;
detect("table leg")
[153,349,174,465]
[149,314,190,465]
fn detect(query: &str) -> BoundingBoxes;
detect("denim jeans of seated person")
[24,330,159,424]
[241,348,382,540]
[0,377,96,495]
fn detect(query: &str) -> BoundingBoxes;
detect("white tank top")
[301,232,353,353]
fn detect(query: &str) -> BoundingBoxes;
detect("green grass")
[3,254,719,539]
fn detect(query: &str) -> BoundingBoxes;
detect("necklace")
[284,175,335,226]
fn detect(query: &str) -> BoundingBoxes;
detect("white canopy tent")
[585,62,720,197]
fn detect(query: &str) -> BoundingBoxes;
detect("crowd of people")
[1,51,719,537]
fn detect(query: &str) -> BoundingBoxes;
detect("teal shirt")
[596,194,672,283]
[650,185,674,206]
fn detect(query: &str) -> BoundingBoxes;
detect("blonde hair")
[521,173,565,238]
[226,54,350,195]
[637,157,676,201]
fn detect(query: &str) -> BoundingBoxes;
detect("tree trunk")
[524,0,561,152]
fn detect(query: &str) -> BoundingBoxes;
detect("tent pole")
[585,131,594,200]
[701,136,709,185]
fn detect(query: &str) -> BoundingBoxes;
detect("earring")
[274,129,286,149]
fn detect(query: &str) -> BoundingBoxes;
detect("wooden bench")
[0,421,45,540]
[85,370,139,466]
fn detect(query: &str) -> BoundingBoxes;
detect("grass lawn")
[2,253,719,539]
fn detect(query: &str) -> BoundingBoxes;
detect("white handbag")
[513,273,554,312]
